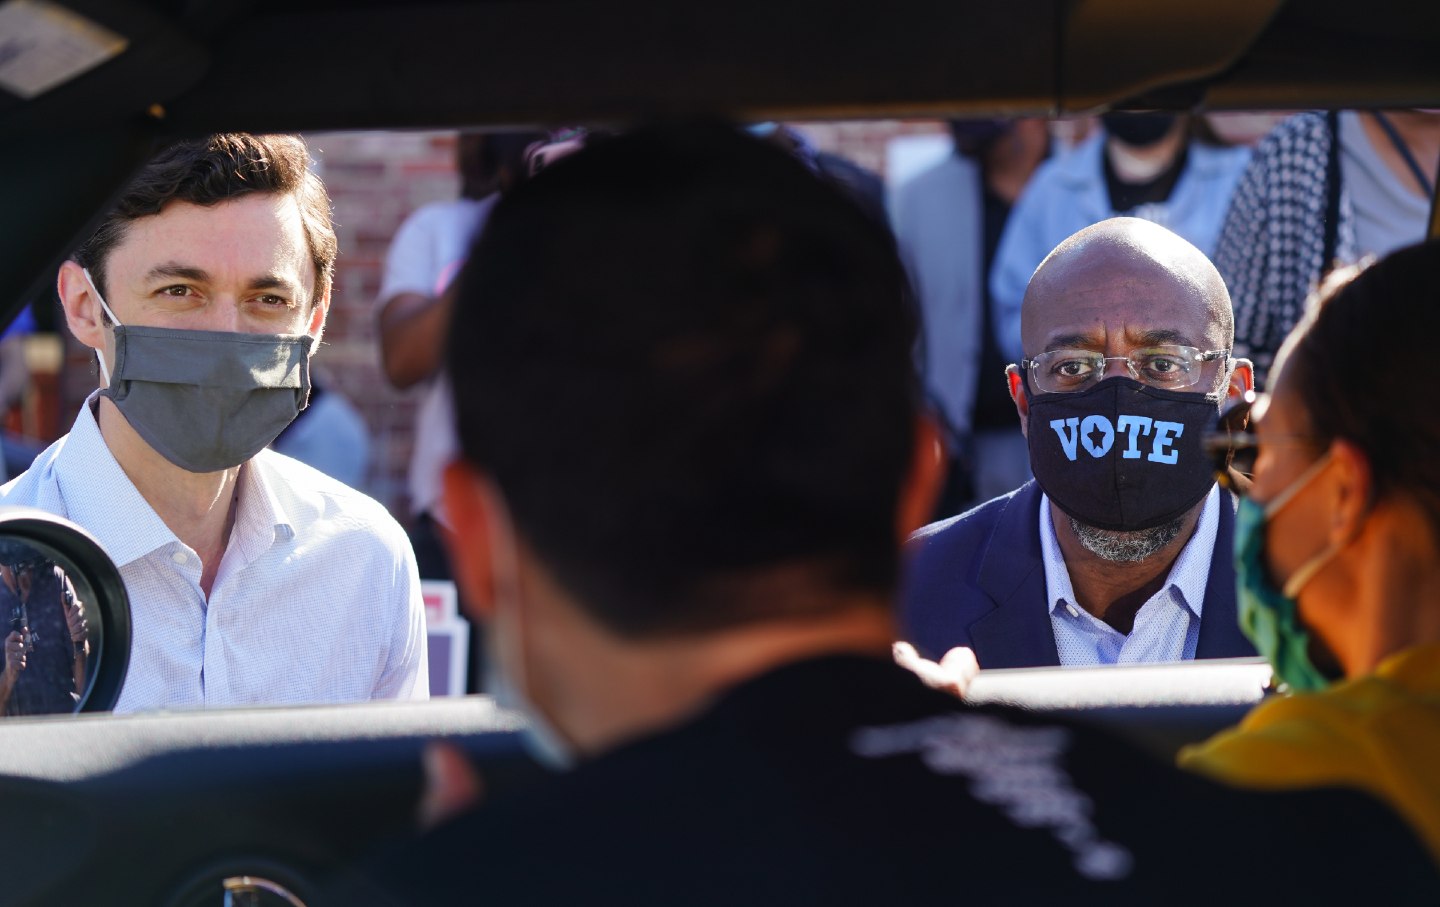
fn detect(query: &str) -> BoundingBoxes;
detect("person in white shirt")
[2,133,428,712]
[376,130,542,693]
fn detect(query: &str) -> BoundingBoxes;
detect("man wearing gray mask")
[1,133,427,711]
[900,218,1257,674]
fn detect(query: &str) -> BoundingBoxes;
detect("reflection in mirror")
[0,538,100,717]
[223,875,309,907]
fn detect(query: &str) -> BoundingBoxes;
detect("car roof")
[8,0,1440,135]
[3,0,1439,321]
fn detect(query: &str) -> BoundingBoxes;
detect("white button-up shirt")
[0,398,428,712]
[1039,485,1219,666]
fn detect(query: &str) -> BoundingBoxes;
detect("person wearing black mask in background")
[898,218,1258,673]
[891,119,1049,517]
[987,113,1250,371]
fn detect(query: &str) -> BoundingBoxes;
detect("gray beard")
[1066,514,1186,563]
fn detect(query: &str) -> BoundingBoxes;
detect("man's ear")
[897,412,946,539]
[441,460,500,621]
[1327,439,1373,546]
[1006,364,1029,438]
[305,278,331,344]
[1227,358,1255,399]
[56,261,108,352]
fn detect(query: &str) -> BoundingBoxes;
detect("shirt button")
[171,551,189,565]
[1065,604,1081,619]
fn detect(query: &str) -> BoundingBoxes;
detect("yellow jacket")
[1180,644,1440,862]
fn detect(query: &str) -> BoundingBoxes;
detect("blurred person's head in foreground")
[1228,239,1440,690]
[441,121,941,763]
[457,129,551,200]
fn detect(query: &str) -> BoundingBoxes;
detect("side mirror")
[0,507,129,717]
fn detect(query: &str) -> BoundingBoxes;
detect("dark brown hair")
[1283,240,1440,521]
[73,133,336,307]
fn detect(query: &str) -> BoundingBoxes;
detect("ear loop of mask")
[471,477,577,770]
[475,476,524,657]
[80,268,123,385]
[1262,449,1363,599]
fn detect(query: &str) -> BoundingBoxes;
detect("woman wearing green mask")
[1180,238,1440,862]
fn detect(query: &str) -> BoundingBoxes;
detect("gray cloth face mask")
[83,269,314,473]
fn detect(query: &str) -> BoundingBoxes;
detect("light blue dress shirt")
[1039,484,1219,666]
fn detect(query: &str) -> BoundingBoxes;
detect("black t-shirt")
[339,657,1439,905]
[1103,143,1189,214]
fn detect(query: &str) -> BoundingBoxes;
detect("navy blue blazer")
[899,480,1256,667]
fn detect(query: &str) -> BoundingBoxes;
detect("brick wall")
[790,119,944,174]
[304,130,463,516]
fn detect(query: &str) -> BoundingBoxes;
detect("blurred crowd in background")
[9,108,1437,585]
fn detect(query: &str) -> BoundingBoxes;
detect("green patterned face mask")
[1233,451,1344,693]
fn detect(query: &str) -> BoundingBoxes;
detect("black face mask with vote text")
[1025,376,1219,532]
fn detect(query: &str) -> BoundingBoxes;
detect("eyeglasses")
[1020,345,1230,395]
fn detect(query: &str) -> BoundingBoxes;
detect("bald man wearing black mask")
[901,218,1259,671]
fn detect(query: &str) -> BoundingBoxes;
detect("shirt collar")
[53,395,179,567]
[1039,484,1220,619]
[1038,496,1080,617]
[236,452,297,557]
[1167,484,1220,617]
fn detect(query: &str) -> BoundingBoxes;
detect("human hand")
[63,586,87,646]
[893,641,979,699]
[4,630,27,678]
[418,741,484,830]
